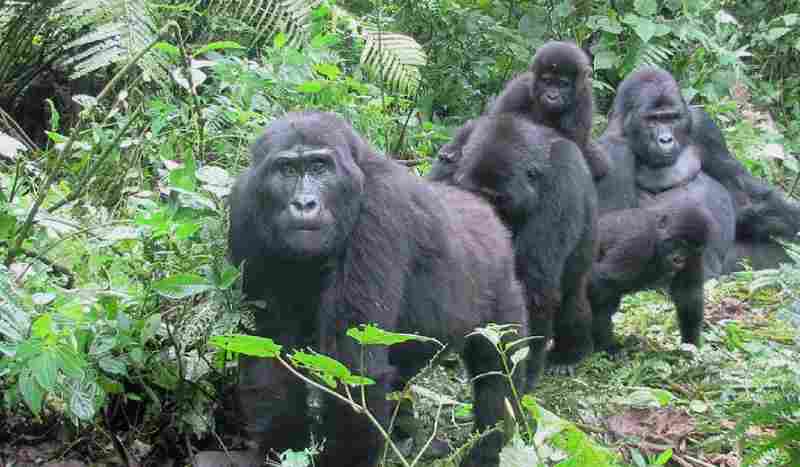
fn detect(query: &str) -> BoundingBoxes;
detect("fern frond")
[57,0,161,80]
[639,42,676,68]
[360,31,426,96]
[0,265,31,344]
[203,1,427,96]
[206,0,321,48]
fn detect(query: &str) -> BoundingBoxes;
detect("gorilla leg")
[549,272,594,371]
[669,255,704,346]
[590,295,623,355]
[461,336,510,467]
[319,340,396,467]
[238,356,311,457]
[549,226,596,371]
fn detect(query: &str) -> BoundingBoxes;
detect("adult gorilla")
[603,67,799,271]
[450,114,597,382]
[228,112,528,467]
[593,67,736,352]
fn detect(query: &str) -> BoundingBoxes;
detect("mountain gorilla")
[428,118,476,182]
[228,112,528,467]
[590,204,713,353]
[594,67,736,350]
[450,114,597,383]
[691,108,800,245]
[429,41,608,182]
[605,68,799,272]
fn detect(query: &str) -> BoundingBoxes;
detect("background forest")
[0,0,799,466]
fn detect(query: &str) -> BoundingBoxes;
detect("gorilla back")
[451,114,598,386]
[229,111,528,467]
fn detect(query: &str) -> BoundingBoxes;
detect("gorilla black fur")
[594,66,736,350]
[450,114,598,384]
[229,111,528,467]
[590,204,713,352]
[489,41,608,179]
[429,41,608,182]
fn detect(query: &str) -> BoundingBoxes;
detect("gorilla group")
[220,41,800,467]
[228,111,528,467]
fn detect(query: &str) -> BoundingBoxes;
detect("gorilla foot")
[547,362,578,377]
[194,449,262,467]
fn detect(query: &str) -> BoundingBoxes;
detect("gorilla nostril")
[659,135,673,144]
[291,197,318,213]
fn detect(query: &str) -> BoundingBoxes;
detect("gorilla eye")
[527,168,540,181]
[309,161,328,175]
[279,163,298,177]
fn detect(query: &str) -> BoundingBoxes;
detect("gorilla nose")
[290,195,319,215]
[658,135,673,145]
[545,93,558,102]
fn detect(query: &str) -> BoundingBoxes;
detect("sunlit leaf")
[210,334,282,358]
[347,324,439,346]
[194,41,245,57]
[19,371,44,416]
[153,273,214,299]
[30,350,59,390]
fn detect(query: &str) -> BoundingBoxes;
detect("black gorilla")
[428,118,476,182]
[228,112,528,467]
[605,68,800,272]
[430,41,608,182]
[594,67,736,350]
[690,108,800,244]
[450,114,597,384]
[590,204,713,352]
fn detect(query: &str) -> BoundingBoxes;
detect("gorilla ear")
[657,214,669,230]
[580,65,593,84]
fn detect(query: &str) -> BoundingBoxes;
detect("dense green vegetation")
[0,0,799,465]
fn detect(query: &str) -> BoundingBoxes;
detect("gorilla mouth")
[288,220,325,231]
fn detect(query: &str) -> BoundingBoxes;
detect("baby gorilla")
[228,112,528,467]
[451,113,598,387]
[430,41,608,183]
[590,204,713,354]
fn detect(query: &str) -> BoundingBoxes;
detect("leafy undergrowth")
[527,273,800,467]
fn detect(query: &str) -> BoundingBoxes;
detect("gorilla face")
[532,71,576,115]
[242,142,364,260]
[625,86,692,168]
[453,141,541,232]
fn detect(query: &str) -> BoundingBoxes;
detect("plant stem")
[7,22,178,265]
[276,355,412,467]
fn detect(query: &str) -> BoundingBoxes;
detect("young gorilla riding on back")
[429,41,609,182]
[227,112,528,467]
[449,113,598,384]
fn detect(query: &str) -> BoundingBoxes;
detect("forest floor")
[390,270,800,467]
[1,269,797,467]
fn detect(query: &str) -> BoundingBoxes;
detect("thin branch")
[275,355,412,467]
[409,402,444,467]
[7,22,178,265]
[49,108,144,213]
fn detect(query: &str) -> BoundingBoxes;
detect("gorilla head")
[231,113,369,260]
[529,41,592,117]
[452,117,559,229]
[609,67,692,168]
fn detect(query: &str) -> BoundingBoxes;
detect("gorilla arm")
[691,107,800,241]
